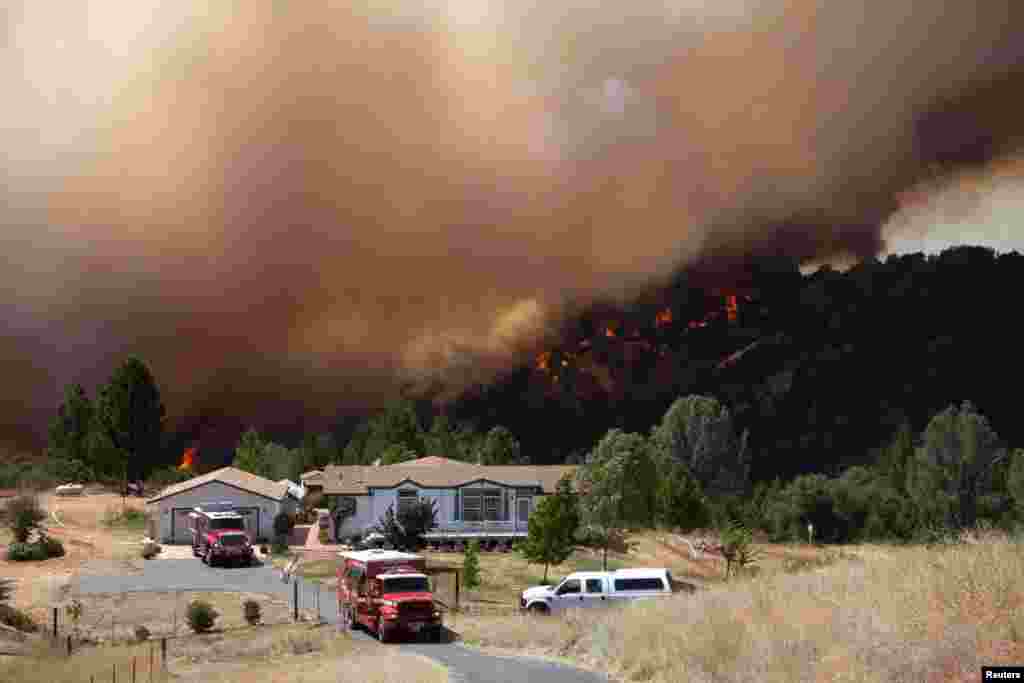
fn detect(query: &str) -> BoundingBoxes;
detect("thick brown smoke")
[2,0,1023,446]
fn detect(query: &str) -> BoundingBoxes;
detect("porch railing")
[433,520,520,533]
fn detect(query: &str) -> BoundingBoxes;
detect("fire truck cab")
[336,549,443,643]
[188,502,255,567]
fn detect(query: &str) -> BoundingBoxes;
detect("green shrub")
[6,542,47,562]
[462,540,481,589]
[0,603,38,632]
[37,533,65,558]
[318,528,329,544]
[186,600,219,634]
[50,458,95,484]
[0,463,55,490]
[719,520,761,580]
[7,494,46,544]
[243,599,261,625]
[271,539,289,555]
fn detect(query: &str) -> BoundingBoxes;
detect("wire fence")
[38,581,327,655]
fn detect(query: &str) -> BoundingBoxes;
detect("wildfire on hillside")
[530,288,753,392]
[178,446,197,471]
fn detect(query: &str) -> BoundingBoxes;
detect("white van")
[520,568,675,614]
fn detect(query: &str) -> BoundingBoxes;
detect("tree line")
[28,306,1024,568]
[37,357,165,490]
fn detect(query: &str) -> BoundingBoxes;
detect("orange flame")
[535,351,552,372]
[178,447,197,471]
[726,295,738,323]
[655,308,673,327]
[604,324,617,338]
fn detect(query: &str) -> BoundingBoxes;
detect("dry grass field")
[453,531,1024,683]
[287,531,832,613]
[1,623,448,683]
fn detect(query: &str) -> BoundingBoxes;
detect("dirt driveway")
[1,491,148,620]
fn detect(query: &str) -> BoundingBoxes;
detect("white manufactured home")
[304,456,577,546]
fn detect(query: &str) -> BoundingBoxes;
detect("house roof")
[320,460,577,495]
[401,456,463,466]
[146,467,290,504]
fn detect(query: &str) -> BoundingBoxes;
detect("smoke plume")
[3,0,1023,445]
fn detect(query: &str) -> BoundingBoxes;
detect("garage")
[147,467,302,544]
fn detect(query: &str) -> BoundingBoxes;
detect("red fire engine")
[188,502,255,567]
[336,549,443,642]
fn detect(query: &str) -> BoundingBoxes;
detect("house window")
[462,488,502,522]
[485,496,500,521]
[398,489,419,514]
[462,493,482,522]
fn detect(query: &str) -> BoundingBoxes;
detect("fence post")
[113,663,116,683]
[150,641,154,683]
[161,637,167,670]
[67,633,72,656]
[293,580,298,621]
[53,607,58,639]
[131,656,136,683]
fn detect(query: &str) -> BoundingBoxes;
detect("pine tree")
[462,540,481,589]
[517,475,579,583]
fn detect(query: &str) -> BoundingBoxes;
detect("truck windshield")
[211,518,244,530]
[219,534,248,547]
[382,577,430,593]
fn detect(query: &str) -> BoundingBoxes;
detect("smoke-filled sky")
[3,0,1024,449]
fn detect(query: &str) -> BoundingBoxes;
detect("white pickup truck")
[520,568,676,614]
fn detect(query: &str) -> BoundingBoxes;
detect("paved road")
[77,558,607,683]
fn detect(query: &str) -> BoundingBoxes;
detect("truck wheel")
[528,603,550,616]
[377,623,390,643]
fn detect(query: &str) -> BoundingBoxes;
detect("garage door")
[171,508,195,544]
